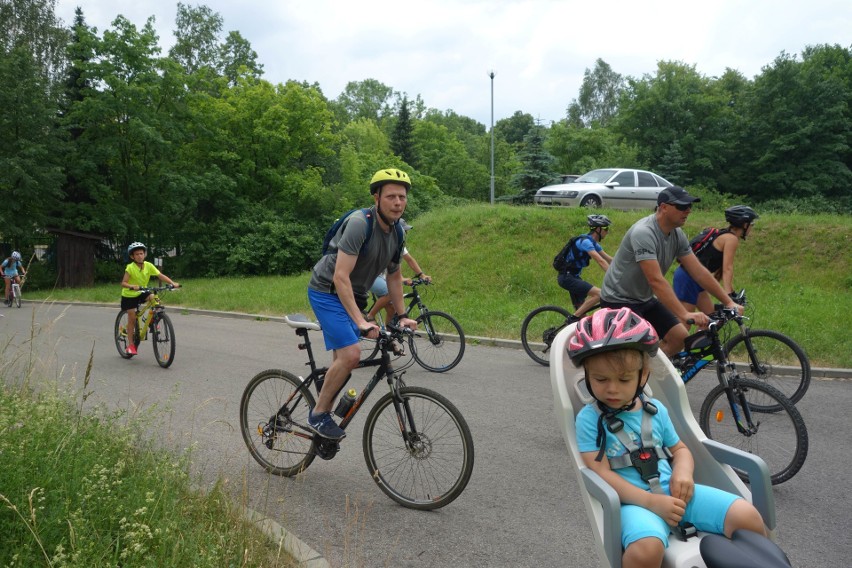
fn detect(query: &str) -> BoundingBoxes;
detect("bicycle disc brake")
[406,432,433,460]
[315,438,340,460]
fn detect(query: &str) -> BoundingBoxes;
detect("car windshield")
[575,169,616,184]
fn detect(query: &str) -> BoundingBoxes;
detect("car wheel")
[580,195,601,208]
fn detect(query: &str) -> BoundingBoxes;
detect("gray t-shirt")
[601,213,691,304]
[308,208,402,305]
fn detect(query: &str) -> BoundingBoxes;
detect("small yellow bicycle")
[114,285,178,368]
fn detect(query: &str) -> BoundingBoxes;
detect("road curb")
[244,508,330,567]
[23,300,852,379]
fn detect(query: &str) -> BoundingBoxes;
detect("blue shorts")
[621,484,739,549]
[673,266,703,305]
[557,273,593,309]
[307,288,360,351]
[370,275,388,297]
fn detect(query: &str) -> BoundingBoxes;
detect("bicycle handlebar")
[407,278,431,287]
[137,284,180,295]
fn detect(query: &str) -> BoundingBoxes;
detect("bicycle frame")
[674,311,758,436]
[281,323,416,442]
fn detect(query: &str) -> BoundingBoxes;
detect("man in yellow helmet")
[306,168,418,439]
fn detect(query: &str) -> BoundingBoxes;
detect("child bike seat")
[550,323,778,568]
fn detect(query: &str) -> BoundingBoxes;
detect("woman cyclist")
[2,251,26,306]
[673,206,759,315]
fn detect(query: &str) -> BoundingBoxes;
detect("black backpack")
[322,207,405,263]
[552,235,592,273]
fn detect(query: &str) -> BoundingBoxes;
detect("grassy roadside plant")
[0,366,295,567]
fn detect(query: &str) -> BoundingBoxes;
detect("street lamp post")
[489,70,495,205]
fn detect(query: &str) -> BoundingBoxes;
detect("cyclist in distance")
[673,205,760,315]
[599,187,742,357]
[569,308,767,568]
[2,251,26,306]
[306,168,418,439]
[366,218,432,324]
[556,214,613,321]
[120,242,180,356]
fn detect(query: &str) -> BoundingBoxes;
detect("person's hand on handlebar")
[724,301,744,316]
[359,320,380,339]
[682,311,709,328]
[392,315,418,332]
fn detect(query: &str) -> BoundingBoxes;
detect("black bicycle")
[239,315,474,510]
[672,306,808,485]
[361,278,465,373]
[718,291,811,404]
[521,304,599,366]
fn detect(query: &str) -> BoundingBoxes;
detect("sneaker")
[391,339,405,356]
[126,344,137,356]
[307,410,346,440]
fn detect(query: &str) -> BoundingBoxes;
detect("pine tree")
[391,96,417,167]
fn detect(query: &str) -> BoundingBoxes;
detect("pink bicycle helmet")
[568,307,659,364]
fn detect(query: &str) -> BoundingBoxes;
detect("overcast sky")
[53,0,850,127]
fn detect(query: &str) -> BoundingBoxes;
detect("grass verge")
[0,359,296,567]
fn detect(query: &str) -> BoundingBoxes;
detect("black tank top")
[696,229,729,272]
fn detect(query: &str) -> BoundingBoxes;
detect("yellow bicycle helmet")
[370,168,411,194]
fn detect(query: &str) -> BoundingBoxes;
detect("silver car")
[533,168,673,209]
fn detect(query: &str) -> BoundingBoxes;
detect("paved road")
[1,302,848,567]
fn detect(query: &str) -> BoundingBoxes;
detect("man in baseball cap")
[657,185,701,207]
[598,185,742,356]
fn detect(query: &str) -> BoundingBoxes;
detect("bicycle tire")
[113,311,139,359]
[724,329,811,405]
[152,313,176,368]
[409,310,465,372]
[13,284,21,308]
[363,386,474,510]
[240,369,317,476]
[699,377,808,485]
[520,305,573,366]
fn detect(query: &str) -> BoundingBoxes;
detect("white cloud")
[54,0,851,126]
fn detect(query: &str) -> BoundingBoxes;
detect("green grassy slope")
[27,204,852,367]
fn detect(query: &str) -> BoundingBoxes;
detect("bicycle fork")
[720,371,760,437]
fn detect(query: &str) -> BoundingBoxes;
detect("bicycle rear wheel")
[152,313,176,368]
[725,329,811,405]
[409,310,465,372]
[520,305,573,366]
[13,284,21,308]
[240,369,317,476]
[363,386,474,510]
[699,378,808,485]
[114,311,139,359]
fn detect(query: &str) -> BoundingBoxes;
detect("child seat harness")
[594,397,672,494]
[593,396,697,540]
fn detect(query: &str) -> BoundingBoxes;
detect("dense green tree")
[567,58,624,128]
[510,126,555,202]
[494,111,535,146]
[391,95,416,167]
[546,122,641,175]
[220,30,263,86]
[0,0,68,238]
[413,120,486,201]
[335,78,395,123]
[169,2,223,75]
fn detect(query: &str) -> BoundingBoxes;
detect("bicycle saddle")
[284,314,322,331]
[700,529,791,568]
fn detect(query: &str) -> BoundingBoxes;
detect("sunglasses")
[667,202,692,211]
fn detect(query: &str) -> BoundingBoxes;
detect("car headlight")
[561,191,578,198]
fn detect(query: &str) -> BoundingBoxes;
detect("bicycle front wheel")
[725,329,811,405]
[240,369,317,477]
[699,378,808,485]
[114,311,139,359]
[152,313,176,368]
[363,386,474,510]
[409,311,465,372]
[13,284,21,308]
[520,305,573,366]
